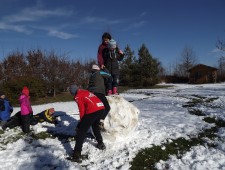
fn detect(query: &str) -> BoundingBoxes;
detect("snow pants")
[74,109,104,152]
[94,92,110,120]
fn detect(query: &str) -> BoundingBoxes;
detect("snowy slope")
[0,83,225,170]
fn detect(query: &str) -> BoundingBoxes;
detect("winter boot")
[107,90,112,96]
[113,87,118,95]
[71,150,82,163]
[96,142,106,150]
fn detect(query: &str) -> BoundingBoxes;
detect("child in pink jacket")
[19,86,33,133]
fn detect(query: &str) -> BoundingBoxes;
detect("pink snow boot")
[113,87,118,95]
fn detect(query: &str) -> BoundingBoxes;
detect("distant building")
[188,64,218,84]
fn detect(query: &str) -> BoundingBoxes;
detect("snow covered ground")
[0,83,225,170]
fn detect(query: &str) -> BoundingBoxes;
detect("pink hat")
[22,86,29,96]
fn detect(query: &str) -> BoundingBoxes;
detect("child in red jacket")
[69,84,106,163]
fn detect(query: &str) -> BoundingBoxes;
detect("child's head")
[48,108,55,116]
[0,91,5,99]
[22,86,29,96]
[70,84,78,96]
[108,39,117,50]
[102,32,111,45]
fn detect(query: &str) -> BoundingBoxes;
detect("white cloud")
[83,16,106,23]
[4,8,73,23]
[0,22,32,34]
[140,12,147,17]
[0,4,74,36]
[48,30,78,40]
[122,20,147,32]
[211,48,222,53]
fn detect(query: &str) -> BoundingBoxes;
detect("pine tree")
[136,44,160,86]
[119,45,136,86]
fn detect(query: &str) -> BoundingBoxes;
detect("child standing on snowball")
[19,86,33,133]
[102,39,124,95]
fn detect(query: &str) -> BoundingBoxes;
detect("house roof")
[188,64,218,72]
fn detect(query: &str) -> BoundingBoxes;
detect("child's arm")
[0,100,5,111]
[116,48,124,61]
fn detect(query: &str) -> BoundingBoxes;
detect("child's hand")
[118,50,123,55]
[101,65,105,69]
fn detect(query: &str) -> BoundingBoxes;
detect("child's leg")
[106,77,113,95]
[21,114,31,133]
[2,111,21,130]
[112,74,119,94]
[112,74,119,88]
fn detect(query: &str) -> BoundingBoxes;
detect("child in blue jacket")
[0,91,13,127]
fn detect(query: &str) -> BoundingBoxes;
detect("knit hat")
[22,86,29,96]
[92,64,100,70]
[70,84,78,96]
[108,39,117,49]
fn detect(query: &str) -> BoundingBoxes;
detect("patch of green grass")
[0,131,25,146]
[13,92,73,107]
[204,117,225,127]
[130,126,218,170]
[205,97,219,103]
[131,95,224,170]
[182,96,219,108]
[0,129,76,151]
[31,132,55,140]
[32,92,73,105]
[192,95,207,99]
[188,109,205,116]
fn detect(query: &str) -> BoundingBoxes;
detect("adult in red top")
[75,89,105,120]
[69,84,106,163]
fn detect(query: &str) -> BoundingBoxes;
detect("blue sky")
[0,0,225,68]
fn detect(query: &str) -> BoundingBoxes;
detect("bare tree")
[1,52,27,81]
[218,56,225,81]
[216,39,225,52]
[216,33,225,82]
[173,46,198,77]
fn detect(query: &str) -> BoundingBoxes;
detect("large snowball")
[102,95,140,142]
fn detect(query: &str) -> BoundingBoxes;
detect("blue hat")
[70,84,78,95]
[108,39,117,49]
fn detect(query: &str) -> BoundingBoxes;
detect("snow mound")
[102,95,140,142]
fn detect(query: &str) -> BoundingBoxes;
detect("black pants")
[21,114,31,133]
[74,109,104,152]
[94,92,110,120]
[107,74,119,90]
[3,111,32,133]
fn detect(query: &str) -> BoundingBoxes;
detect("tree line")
[0,49,95,104]
[0,44,162,104]
[1,37,224,104]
